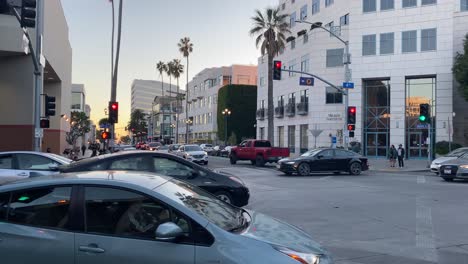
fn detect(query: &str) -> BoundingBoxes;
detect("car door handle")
[17,172,28,176]
[79,245,105,254]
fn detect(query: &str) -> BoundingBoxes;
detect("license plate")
[444,169,452,174]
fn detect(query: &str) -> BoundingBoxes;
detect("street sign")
[300,77,314,86]
[35,128,43,138]
[100,123,110,129]
[417,124,428,129]
[343,82,354,89]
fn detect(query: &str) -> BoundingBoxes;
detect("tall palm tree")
[178,37,193,143]
[250,8,289,143]
[172,59,184,144]
[166,61,175,100]
[156,61,167,98]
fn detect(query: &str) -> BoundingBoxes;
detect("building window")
[421,28,437,51]
[300,90,309,103]
[380,32,394,54]
[288,126,296,153]
[340,14,349,26]
[326,87,343,104]
[312,0,320,14]
[300,55,309,74]
[300,125,308,153]
[288,60,296,76]
[278,126,285,147]
[300,5,308,20]
[462,0,468,11]
[402,30,417,52]
[282,3,286,10]
[303,33,309,43]
[260,127,265,140]
[325,0,334,7]
[326,48,344,67]
[288,92,296,105]
[71,92,83,111]
[260,77,265,87]
[290,12,296,28]
[363,0,376,12]
[421,0,436,5]
[362,34,377,56]
[381,0,394,10]
[291,39,296,49]
[278,95,285,107]
[403,0,417,7]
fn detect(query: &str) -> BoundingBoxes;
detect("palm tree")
[156,61,167,97]
[178,37,193,143]
[250,7,289,143]
[172,59,184,143]
[166,61,175,100]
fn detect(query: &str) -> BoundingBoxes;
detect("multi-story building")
[131,79,178,115]
[257,0,468,159]
[179,65,257,143]
[149,95,182,143]
[0,0,72,153]
[71,84,86,112]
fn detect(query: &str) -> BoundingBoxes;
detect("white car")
[430,147,468,174]
[177,145,208,165]
[200,144,214,153]
[0,151,72,183]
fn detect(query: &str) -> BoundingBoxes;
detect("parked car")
[147,142,162,151]
[230,140,290,167]
[135,142,146,149]
[221,146,233,157]
[168,144,181,154]
[200,144,214,154]
[0,151,72,183]
[278,148,369,176]
[430,147,468,174]
[157,145,169,153]
[177,145,209,165]
[0,172,332,264]
[59,151,248,206]
[438,155,468,181]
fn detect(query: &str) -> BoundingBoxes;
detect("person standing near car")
[398,144,405,168]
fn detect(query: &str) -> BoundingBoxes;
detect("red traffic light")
[101,131,110,140]
[275,61,282,69]
[347,124,355,131]
[111,102,118,110]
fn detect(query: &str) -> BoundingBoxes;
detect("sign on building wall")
[326,112,343,121]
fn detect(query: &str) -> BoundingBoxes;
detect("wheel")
[443,177,454,182]
[250,160,256,165]
[204,161,208,165]
[349,162,362,175]
[297,163,311,176]
[230,153,237,165]
[255,155,265,167]
[214,191,233,204]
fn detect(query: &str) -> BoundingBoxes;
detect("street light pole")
[297,20,351,149]
[222,108,231,146]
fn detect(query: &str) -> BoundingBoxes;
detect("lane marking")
[417,175,426,184]
[416,197,438,262]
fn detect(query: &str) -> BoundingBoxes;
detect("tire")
[349,162,362,175]
[250,160,256,165]
[297,163,311,176]
[230,153,237,165]
[255,155,265,167]
[443,177,454,182]
[214,191,233,205]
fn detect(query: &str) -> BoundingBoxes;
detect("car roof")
[0,171,170,192]
[0,151,71,162]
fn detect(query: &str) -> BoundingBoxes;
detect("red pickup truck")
[229,140,290,167]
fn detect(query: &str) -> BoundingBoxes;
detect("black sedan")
[59,151,249,206]
[278,148,369,176]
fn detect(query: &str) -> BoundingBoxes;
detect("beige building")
[0,0,72,153]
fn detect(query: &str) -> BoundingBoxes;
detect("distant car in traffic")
[430,147,468,174]
[200,144,214,154]
[147,142,162,151]
[438,155,468,181]
[0,171,332,264]
[168,144,181,154]
[278,148,369,176]
[177,145,208,165]
[157,145,169,153]
[59,151,248,206]
[0,151,72,182]
[230,140,290,166]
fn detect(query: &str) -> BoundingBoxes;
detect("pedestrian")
[81,144,86,156]
[389,145,397,167]
[398,144,405,168]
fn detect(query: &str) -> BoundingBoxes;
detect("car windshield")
[157,179,241,231]
[204,144,213,148]
[159,146,169,150]
[185,146,202,152]
[301,149,322,157]
[149,143,159,147]
[447,148,468,157]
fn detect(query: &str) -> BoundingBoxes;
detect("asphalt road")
[207,156,468,264]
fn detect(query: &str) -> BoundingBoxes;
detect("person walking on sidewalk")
[389,145,397,167]
[398,144,405,168]
[81,144,86,156]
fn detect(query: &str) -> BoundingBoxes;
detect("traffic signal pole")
[33,0,44,152]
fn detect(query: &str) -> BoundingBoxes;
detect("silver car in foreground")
[430,147,468,174]
[0,171,331,264]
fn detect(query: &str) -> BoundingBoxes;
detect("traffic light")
[40,119,49,128]
[347,106,356,125]
[349,131,355,138]
[101,131,110,140]
[347,124,355,131]
[108,101,118,124]
[273,61,282,80]
[45,95,56,116]
[419,104,430,123]
[21,0,36,28]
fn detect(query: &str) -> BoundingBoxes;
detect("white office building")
[257,0,468,159]
[131,79,178,114]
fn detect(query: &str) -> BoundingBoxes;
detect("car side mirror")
[48,164,59,171]
[155,222,183,242]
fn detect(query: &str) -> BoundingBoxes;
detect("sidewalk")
[368,158,430,172]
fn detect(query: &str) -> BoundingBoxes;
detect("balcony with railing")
[256,108,266,120]
[274,106,284,118]
[297,102,309,115]
[285,103,295,117]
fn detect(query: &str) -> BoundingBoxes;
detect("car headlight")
[285,161,296,165]
[186,153,192,157]
[275,246,321,264]
[204,152,208,156]
[460,165,468,169]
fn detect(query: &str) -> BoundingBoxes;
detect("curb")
[369,169,429,173]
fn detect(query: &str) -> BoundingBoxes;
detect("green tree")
[178,37,194,143]
[98,118,109,127]
[65,112,91,147]
[156,61,168,97]
[127,109,147,133]
[166,60,175,99]
[120,135,131,144]
[250,7,289,143]
[453,34,468,101]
